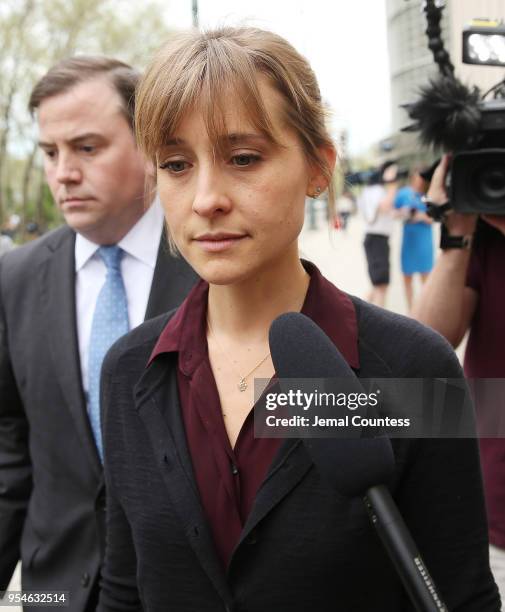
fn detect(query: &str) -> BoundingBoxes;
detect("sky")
[162,0,392,156]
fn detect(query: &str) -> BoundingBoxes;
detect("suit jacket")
[97,296,500,612]
[0,225,197,611]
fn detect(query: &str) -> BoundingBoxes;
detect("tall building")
[385,0,505,159]
[386,0,446,134]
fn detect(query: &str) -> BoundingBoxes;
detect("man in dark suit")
[0,57,197,611]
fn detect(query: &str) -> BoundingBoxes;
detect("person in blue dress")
[394,170,434,311]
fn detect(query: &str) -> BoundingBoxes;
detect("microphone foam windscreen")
[269,312,395,497]
[269,312,359,381]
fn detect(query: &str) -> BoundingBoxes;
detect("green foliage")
[0,0,177,239]
[39,183,62,229]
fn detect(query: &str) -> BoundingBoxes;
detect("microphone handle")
[364,485,448,612]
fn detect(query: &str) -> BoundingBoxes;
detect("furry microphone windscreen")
[403,74,482,151]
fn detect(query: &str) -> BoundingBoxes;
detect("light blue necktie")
[87,246,129,461]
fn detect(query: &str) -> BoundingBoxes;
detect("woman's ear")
[307,144,337,196]
[320,144,338,174]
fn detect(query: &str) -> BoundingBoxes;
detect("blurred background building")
[383,0,505,161]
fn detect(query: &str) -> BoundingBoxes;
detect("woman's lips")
[194,234,248,253]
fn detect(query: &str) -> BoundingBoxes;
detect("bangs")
[136,26,337,218]
[136,31,283,161]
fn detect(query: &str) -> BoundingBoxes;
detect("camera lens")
[474,163,505,201]
[451,151,505,214]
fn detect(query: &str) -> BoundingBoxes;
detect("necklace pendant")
[238,378,248,392]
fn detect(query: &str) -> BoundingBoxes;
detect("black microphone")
[269,312,448,612]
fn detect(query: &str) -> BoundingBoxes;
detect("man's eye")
[80,145,95,153]
[231,154,260,167]
[44,150,57,159]
[159,160,188,173]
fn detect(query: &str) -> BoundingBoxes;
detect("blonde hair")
[136,26,336,219]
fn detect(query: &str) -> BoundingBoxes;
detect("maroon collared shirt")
[149,261,359,568]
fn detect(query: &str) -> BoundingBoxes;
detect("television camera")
[404,0,505,215]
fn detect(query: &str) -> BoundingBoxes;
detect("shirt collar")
[75,233,99,271]
[118,197,163,267]
[148,260,360,373]
[74,197,163,271]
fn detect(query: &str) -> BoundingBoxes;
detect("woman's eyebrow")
[225,133,269,145]
[163,137,186,147]
[162,133,271,149]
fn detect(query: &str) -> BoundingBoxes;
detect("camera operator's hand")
[428,154,477,235]
[413,153,478,348]
[412,210,433,224]
[382,163,398,184]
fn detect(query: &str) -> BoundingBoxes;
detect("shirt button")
[231,463,239,476]
[96,492,106,512]
[81,572,90,587]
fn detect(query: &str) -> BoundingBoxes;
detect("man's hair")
[135,27,336,210]
[29,56,140,130]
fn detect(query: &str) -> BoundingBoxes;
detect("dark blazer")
[98,296,500,612]
[0,225,197,611]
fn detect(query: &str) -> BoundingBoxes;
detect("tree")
[0,0,177,239]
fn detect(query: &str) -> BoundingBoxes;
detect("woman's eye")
[231,154,259,167]
[80,145,95,153]
[160,160,188,173]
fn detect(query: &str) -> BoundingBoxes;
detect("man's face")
[38,77,147,245]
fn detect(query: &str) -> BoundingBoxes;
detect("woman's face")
[156,77,318,286]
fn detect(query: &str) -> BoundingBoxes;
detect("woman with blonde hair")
[98,27,499,611]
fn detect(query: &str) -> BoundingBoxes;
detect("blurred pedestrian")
[357,162,397,307]
[23,220,41,242]
[0,56,197,611]
[2,214,20,240]
[335,189,355,232]
[0,232,14,258]
[394,169,434,311]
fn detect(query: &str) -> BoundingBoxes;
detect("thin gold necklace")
[207,316,271,392]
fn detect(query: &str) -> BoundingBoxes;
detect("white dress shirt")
[75,199,164,394]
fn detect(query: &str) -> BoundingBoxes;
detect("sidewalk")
[300,207,409,316]
[300,208,465,361]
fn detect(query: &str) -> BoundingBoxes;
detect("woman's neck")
[207,255,310,343]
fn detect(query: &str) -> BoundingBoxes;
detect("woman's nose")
[192,167,232,217]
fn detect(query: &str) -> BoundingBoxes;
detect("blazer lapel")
[145,232,198,319]
[134,357,232,605]
[40,228,102,477]
[236,439,314,548]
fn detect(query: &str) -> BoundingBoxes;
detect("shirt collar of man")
[148,260,360,374]
[74,197,163,271]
